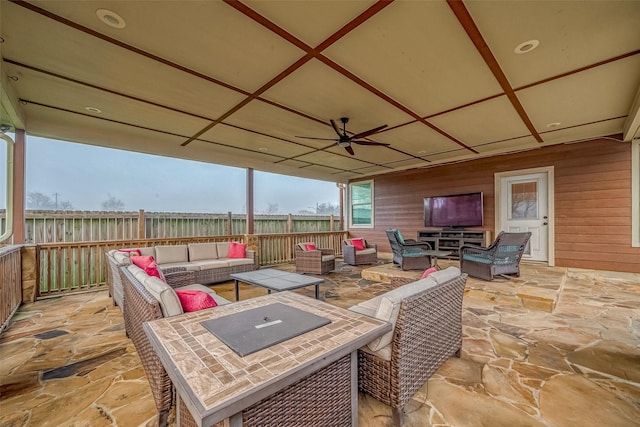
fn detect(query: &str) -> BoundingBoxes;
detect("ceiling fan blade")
[350,124,387,140]
[352,140,391,146]
[296,136,339,141]
[330,119,343,138]
[344,145,355,155]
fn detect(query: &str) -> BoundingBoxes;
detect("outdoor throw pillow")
[350,238,365,251]
[131,255,166,282]
[421,267,437,279]
[175,289,217,312]
[305,243,317,251]
[228,242,247,258]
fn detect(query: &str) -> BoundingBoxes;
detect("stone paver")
[1,261,639,426]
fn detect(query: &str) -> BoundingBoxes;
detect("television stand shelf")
[417,230,488,259]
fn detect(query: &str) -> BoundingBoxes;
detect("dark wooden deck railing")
[35,231,349,298]
[1,246,22,332]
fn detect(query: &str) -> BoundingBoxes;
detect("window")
[633,138,639,247]
[349,180,373,228]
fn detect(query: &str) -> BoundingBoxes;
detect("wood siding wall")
[349,138,640,274]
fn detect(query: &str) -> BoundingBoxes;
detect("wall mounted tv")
[424,192,484,228]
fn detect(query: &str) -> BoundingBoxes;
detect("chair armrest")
[365,242,377,250]
[402,241,432,250]
[320,248,335,256]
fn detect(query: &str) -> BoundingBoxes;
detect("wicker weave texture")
[120,267,174,425]
[105,252,125,310]
[242,355,352,427]
[358,274,467,412]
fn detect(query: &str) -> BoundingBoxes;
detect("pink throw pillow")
[119,249,141,256]
[175,290,217,312]
[350,238,365,251]
[421,267,437,279]
[305,243,317,251]
[131,255,166,282]
[228,242,247,258]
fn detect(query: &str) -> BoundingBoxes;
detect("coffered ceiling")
[1,0,639,183]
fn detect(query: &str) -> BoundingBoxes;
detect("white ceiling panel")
[2,0,639,183]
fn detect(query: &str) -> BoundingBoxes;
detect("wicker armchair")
[342,238,378,265]
[460,231,531,281]
[351,268,468,426]
[295,242,336,274]
[385,228,433,270]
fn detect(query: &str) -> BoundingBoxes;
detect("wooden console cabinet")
[417,230,488,259]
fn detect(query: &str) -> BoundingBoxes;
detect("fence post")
[138,209,145,239]
[330,214,334,231]
[227,212,232,235]
[287,213,292,233]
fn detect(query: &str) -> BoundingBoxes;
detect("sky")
[0,135,340,214]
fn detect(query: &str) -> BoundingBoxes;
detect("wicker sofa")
[106,242,256,310]
[349,267,467,426]
[119,263,231,426]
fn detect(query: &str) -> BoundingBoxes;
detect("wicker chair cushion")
[155,245,189,265]
[429,266,461,284]
[358,341,392,361]
[356,248,376,255]
[322,255,336,261]
[188,242,219,261]
[141,275,183,317]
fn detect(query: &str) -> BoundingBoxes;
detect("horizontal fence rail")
[0,210,341,244]
[1,246,22,332]
[34,231,348,299]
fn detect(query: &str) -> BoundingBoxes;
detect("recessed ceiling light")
[96,9,126,29]
[546,122,561,128]
[85,106,102,114]
[417,150,427,155]
[514,39,539,54]
[258,147,268,151]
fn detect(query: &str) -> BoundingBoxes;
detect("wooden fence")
[0,210,341,244]
[1,246,22,332]
[34,231,349,298]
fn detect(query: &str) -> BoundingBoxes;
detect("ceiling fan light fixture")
[96,9,126,29]
[546,122,561,128]
[514,39,539,54]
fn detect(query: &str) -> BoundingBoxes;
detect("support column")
[12,129,25,243]
[246,168,254,235]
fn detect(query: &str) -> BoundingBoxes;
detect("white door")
[498,171,551,262]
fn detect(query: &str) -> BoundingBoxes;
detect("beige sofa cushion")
[112,250,131,264]
[188,243,218,261]
[141,276,183,317]
[226,258,254,267]
[138,247,156,258]
[216,242,230,258]
[190,260,230,270]
[155,245,188,265]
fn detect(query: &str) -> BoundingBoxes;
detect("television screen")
[424,192,483,228]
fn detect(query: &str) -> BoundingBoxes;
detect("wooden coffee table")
[230,269,325,301]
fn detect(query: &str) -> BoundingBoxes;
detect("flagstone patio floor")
[1,260,639,426]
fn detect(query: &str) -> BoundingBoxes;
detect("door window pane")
[511,181,538,219]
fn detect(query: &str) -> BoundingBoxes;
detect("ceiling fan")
[297,117,389,155]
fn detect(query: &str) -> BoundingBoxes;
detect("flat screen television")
[424,192,484,228]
